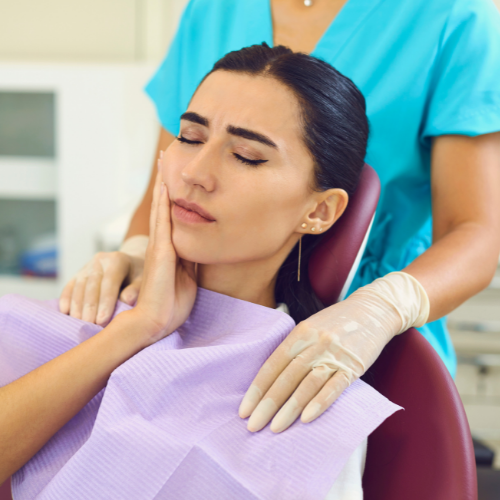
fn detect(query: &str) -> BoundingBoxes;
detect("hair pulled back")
[204,43,369,323]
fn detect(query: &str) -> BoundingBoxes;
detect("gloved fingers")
[95,260,128,326]
[270,365,336,433]
[246,349,315,432]
[301,370,351,424]
[239,324,320,419]
[81,265,103,323]
[59,277,76,314]
[69,276,88,320]
[120,278,142,306]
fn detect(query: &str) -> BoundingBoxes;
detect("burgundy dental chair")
[0,164,476,500]
[309,164,477,500]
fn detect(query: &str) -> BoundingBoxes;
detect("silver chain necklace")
[304,0,313,5]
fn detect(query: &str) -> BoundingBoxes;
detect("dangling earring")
[297,235,303,282]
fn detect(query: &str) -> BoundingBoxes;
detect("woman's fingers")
[270,365,336,433]
[149,171,163,245]
[301,370,351,424]
[120,278,142,306]
[154,180,172,253]
[239,325,319,419]
[179,259,197,283]
[59,278,76,314]
[246,349,315,432]
[136,172,176,325]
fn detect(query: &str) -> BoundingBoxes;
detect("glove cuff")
[366,271,430,334]
[119,235,149,259]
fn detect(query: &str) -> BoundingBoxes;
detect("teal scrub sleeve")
[421,0,500,142]
[144,0,198,137]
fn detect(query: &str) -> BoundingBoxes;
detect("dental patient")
[0,44,401,499]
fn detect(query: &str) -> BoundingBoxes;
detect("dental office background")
[1,0,500,467]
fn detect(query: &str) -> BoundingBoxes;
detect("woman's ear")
[304,188,348,232]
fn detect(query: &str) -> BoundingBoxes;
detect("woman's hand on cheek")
[131,172,198,345]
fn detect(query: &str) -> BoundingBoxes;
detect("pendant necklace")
[304,0,313,6]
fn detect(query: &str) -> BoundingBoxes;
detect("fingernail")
[301,402,322,423]
[160,182,165,194]
[247,398,277,432]
[59,299,69,314]
[96,311,108,325]
[160,150,164,159]
[239,385,262,418]
[270,396,301,433]
[122,292,133,305]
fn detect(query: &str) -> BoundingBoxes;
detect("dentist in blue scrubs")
[61,0,500,431]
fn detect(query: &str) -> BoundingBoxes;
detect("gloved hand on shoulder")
[239,271,429,433]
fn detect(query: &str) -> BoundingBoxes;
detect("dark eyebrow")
[180,112,209,127]
[227,125,278,149]
[180,111,278,150]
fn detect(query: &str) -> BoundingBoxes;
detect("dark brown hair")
[204,43,369,323]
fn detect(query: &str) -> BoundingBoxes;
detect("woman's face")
[160,70,345,266]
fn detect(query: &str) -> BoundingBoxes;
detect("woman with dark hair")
[204,42,370,325]
[0,44,406,498]
[60,0,500,436]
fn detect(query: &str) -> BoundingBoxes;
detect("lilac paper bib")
[0,289,402,500]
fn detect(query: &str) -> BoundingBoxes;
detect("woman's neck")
[196,259,281,309]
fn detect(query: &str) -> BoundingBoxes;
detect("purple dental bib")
[0,288,401,499]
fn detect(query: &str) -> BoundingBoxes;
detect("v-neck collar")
[244,0,385,63]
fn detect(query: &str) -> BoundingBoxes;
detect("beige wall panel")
[139,0,190,62]
[0,0,137,61]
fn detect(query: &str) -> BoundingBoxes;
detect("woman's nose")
[181,146,216,192]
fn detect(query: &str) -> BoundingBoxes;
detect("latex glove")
[131,171,198,342]
[59,235,148,326]
[239,272,429,433]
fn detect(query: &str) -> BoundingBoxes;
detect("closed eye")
[177,135,203,145]
[178,135,268,167]
[233,153,268,166]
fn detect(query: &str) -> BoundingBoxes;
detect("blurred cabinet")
[449,265,500,466]
[0,63,158,299]
[0,1,189,299]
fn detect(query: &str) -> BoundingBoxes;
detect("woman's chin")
[172,238,213,264]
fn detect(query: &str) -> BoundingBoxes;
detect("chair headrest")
[308,164,380,306]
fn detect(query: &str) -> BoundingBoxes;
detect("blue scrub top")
[146,0,500,378]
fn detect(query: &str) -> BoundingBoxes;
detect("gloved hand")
[238,271,429,433]
[59,234,148,326]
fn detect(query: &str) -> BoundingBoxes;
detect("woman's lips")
[174,198,215,220]
[173,202,215,224]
